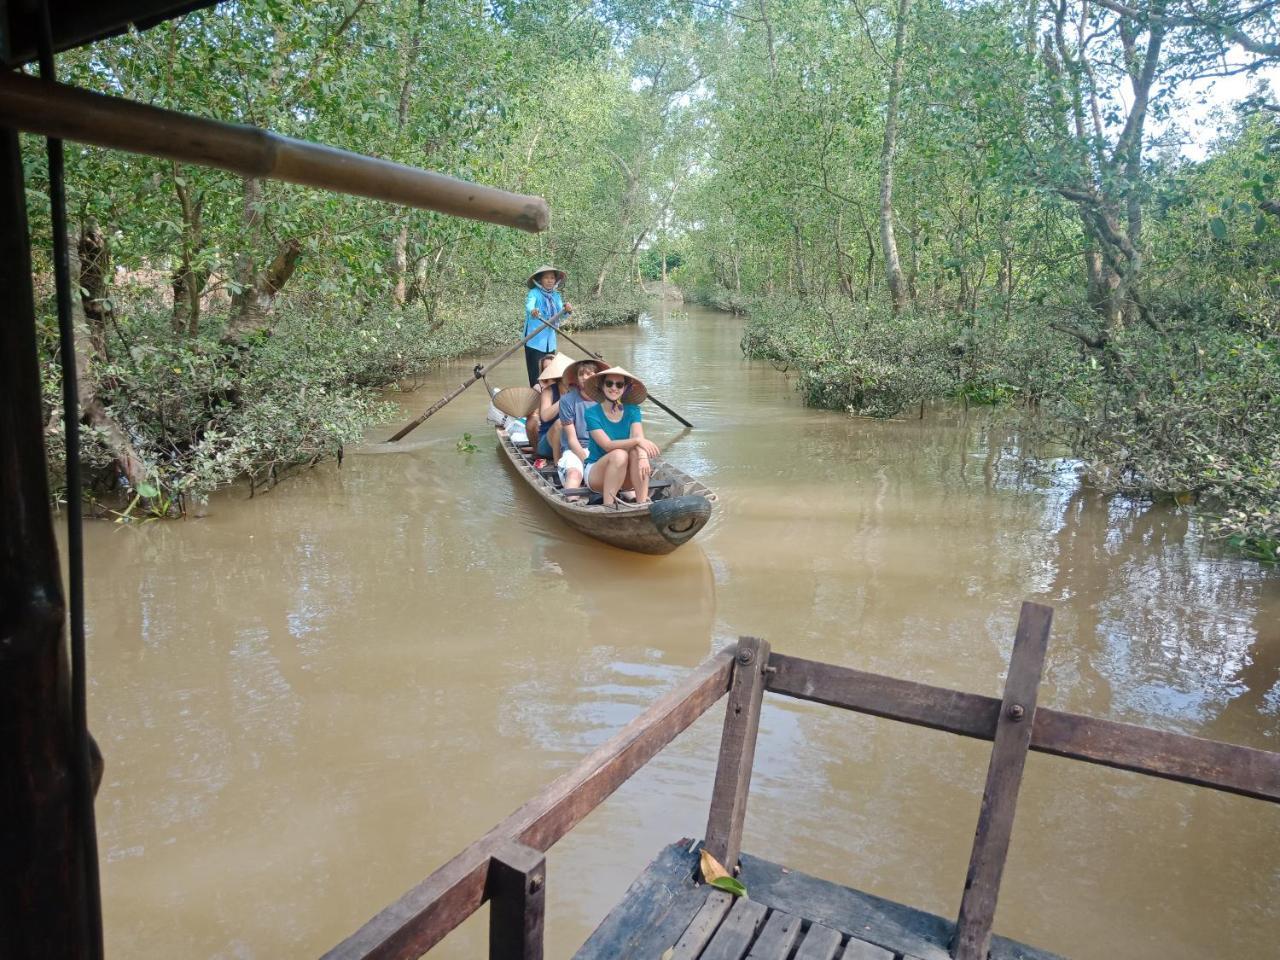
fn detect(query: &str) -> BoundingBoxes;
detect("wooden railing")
[321,653,735,960]
[322,603,1280,960]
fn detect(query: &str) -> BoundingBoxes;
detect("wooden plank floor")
[573,842,1064,960]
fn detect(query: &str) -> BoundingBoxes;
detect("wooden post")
[0,125,87,958]
[704,636,770,871]
[486,840,546,960]
[0,72,549,233]
[952,602,1054,960]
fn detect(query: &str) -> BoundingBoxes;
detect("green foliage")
[456,433,479,454]
[29,0,681,511]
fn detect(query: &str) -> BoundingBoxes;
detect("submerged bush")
[1046,324,1280,560]
[741,295,1066,418]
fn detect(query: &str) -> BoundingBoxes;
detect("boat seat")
[559,480,672,502]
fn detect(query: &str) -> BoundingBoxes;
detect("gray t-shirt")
[558,388,597,455]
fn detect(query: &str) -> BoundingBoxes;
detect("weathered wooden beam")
[764,654,1280,803]
[704,636,770,871]
[0,124,85,959]
[952,601,1053,960]
[322,650,734,960]
[486,840,545,960]
[0,72,550,232]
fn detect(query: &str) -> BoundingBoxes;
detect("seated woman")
[534,353,575,465]
[580,366,660,507]
[524,352,556,453]
[557,358,607,500]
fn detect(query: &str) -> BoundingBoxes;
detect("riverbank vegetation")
[672,0,1280,560]
[27,0,1279,557]
[27,0,678,512]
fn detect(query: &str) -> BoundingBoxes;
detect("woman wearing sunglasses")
[580,366,660,508]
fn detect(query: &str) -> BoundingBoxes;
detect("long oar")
[386,309,565,442]
[554,327,695,429]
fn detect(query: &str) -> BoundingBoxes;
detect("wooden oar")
[386,309,565,442]
[554,327,695,429]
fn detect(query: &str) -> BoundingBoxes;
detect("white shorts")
[558,449,586,487]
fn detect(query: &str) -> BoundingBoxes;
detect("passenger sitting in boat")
[557,358,607,501]
[580,366,659,508]
[533,352,575,465]
[524,352,557,458]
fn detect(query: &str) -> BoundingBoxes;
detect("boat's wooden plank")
[953,602,1053,960]
[325,656,733,960]
[744,909,802,959]
[840,937,894,960]
[765,653,1280,803]
[792,923,842,960]
[670,890,735,960]
[572,843,709,960]
[735,851,1062,960]
[705,637,770,871]
[699,897,768,960]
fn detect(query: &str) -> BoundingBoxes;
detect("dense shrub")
[42,287,650,515]
[740,295,1069,419]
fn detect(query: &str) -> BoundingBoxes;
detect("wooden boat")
[494,422,716,554]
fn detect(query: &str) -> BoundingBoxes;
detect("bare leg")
[588,449,629,505]
[564,467,584,502]
[627,448,652,504]
[549,421,563,462]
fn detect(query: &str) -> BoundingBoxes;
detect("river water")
[82,303,1278,959]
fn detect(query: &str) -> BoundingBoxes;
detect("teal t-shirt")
[584,403,642,464]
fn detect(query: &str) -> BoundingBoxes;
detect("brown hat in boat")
[527,265,566,289]
[580,366,648,405]
[569,358,607,385]
[492,386,539,418]
[537,352,576,383]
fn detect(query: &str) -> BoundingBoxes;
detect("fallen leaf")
[699,848,730,884]
[709,875,748,898]
[661,950,675,960]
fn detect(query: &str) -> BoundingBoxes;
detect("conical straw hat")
[492,386,539,418]
[537,352,576,382]
[580,366,648,405]
[526,264,566,289]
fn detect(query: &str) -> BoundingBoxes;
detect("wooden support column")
[0,125,85,958]
[952,602,1054,960]
[486,840,546,960]
[704,636,770,871]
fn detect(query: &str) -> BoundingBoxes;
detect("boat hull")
[495,426,716,554]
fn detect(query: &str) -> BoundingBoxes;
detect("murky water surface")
[82,304,1279,959]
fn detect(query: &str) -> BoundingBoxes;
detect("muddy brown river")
[79,303,1278,959]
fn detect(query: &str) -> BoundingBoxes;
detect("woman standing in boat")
[581,367,659,508]
[523,265,571,386]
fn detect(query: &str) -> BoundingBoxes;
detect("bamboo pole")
[554,327,694,429]
[386,311,566,442]
[0,72,549,232]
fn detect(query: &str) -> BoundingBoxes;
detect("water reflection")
[79,303,1279,960]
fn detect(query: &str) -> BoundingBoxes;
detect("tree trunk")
[223,238,303,342]
[390,0,426,306]
[77,219,112,359]
[228,176,263,323]
[170,168,206,336]
[879,0,911,314]
[66,232,150,491]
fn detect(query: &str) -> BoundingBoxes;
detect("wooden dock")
[323,602,1280,960]
[574,842,1061,960]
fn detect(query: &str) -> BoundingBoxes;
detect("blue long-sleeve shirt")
[524,287,563,352]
